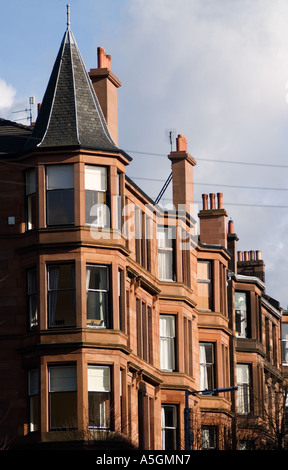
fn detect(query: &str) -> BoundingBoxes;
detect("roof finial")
[67,4,71,30]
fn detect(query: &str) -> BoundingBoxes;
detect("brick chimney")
[227,218,238,273]
[168,134,196,216]
[198,192,228,248]
[89,47,121,145]
[237,250,265,283]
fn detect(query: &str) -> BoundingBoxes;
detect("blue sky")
[2,0,288,307]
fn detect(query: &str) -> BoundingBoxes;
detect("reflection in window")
[237,364,251,414]
[86,265,110,328]
[46,165,74,226]
[88,365,111,429]
[201,426,217,449]
[47,264,76,328]
[235,292,248,338]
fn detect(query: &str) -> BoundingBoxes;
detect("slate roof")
[0,118,32,155]
[23,24,118,152]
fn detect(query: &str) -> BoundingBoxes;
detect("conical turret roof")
[24,20,118,152]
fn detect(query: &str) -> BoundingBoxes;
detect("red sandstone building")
[0,15,285,451]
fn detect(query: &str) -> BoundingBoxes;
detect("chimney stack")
[89,47,121,145]
[168,134,196,216]
[198,192,228,248]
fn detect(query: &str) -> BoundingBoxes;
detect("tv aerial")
[13,96,35,125]
[165,128,176,152]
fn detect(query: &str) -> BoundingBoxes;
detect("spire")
[23,5,118,152]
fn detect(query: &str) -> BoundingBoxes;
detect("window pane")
[50,391,77,430]
[198,282,211,310]
[89,392,110,428]
[26,169,36,195]
[88,366,110,392]
[49,365,77,430]
[49,365,77,392]
[85,165,107,191]
[46,165,74,226]
[47,189,74,225]
[161,405,177,450]
[86,265,109,328]
[48,265,75,328]
[235,292,248,337]
[46,165,74,190]
[160,316,175,371]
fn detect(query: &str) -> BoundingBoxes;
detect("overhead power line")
[126,149,288,169]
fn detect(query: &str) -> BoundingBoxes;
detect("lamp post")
[184,386,238,450]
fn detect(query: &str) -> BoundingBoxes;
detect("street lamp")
[184,386,238,450]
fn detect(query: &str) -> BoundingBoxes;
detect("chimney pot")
[176,134,187,152]
[217,192,223,209]
[209,193,215,210]
[202,194,208,210]
[256,250,262,260]
[237,251,243,262]
[244,251,249,261]
[228,219,234,234]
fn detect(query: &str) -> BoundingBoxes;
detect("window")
[197,261,212,310]
[161,405,178,450]
[88,365,111,429]
[201,426,217,450]
[27,268,38,329]
[116,171,122,231]
[118,269,126,332]
[85,165,109,227]
[282,323,288,365]
[47,264,76,328]
[49,365,77,430]
[86,265,110,328]
[157,226,175,281]
[46,164,74,226]
[235,292,249,337]
[25,169,36,230]
[160,315,176,371]
[199,342,215,392]
[28,369,39,432]
[136,299,152,363]
[237,364,251,414]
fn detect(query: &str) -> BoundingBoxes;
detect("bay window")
[160,315,176,371]
[86,264,110,328]
[199,342,215,392]
[85,165,109,227]
[46,164,74,226]
[88,365,111,429]
[47,264,76,328]
[49,365,77,430]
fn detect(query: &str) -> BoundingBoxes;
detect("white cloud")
[0,78,16,109]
